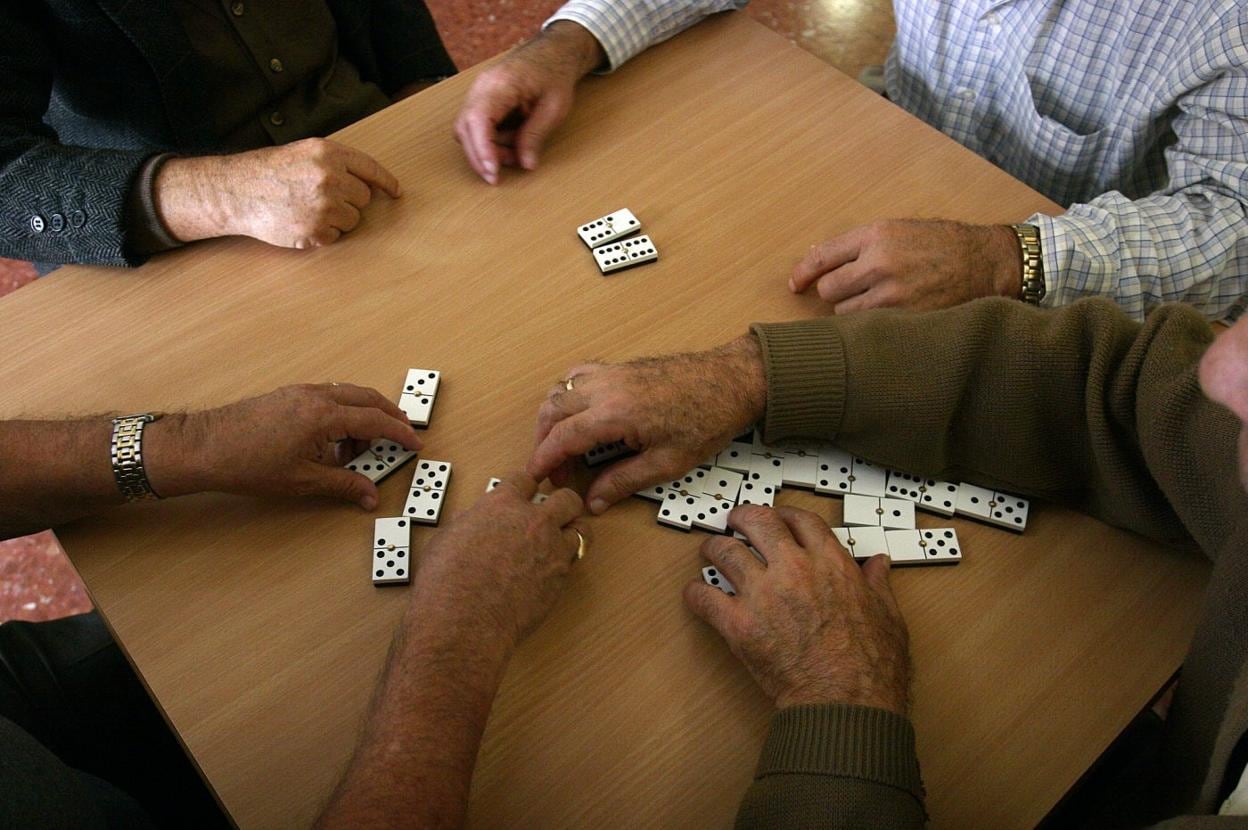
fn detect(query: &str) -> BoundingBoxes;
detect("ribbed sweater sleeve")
[735,704,926,829]
[752,297,1243,552]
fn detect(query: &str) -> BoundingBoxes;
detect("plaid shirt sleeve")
[1033,8,1248,322]
[546,0,749,71]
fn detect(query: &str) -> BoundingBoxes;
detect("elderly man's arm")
[529,298,1242,553]
[0,384,420,540]
[315,475,589,829]
[456,1,748,184]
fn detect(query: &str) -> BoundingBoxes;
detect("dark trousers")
[0,612,230,828]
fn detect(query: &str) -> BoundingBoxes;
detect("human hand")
[790,219,1022,313]
[684,505,911,715]
[455,21,605,184]
[145,383,420,509]
[155,138,402,249]
[412,473,588,644]
[528,335,768,514]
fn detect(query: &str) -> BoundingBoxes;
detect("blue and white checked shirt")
[549,0,1248,321]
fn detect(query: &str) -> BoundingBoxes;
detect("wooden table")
[0,14,1210,829]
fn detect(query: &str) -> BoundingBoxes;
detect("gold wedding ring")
[570,527,587,561]
[563,376,576,392]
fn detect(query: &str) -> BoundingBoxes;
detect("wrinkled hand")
[528,336,768,514]
[455,21,604,184]
[684,505,911,714]
[156,138,402,249]
[790,219,1022,313]
[413,473,588,644]
[145,383,420,509]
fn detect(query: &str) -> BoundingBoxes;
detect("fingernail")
[590,498,607,515]
[521,152,537,170]
[484,160,498,177]
[788,278,796,291]
[362,495,378,510]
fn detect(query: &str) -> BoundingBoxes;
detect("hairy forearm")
[316,596,514,829]
[152,156,236,243]
[0,413,208,539]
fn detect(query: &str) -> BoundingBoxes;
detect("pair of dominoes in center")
[577,208,659,275]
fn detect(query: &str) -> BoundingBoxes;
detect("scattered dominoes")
[593,235,659,275]
[347,439,417,484]
[404,459,452,525]
[577,208,640,248]
[701,565,736,596]
[400,368,441,427]
[372,517,412,586]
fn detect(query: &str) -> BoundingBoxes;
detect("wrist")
[154,156,237,243]
[985,224,1025,298]
[715,334,768,432]
[142,411,216,498]
[536,21,606,78]
[777,683,909,718]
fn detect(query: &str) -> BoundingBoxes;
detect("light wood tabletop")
[0,13,1210,829]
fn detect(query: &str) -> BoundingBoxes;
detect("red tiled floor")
[0,0,895,624]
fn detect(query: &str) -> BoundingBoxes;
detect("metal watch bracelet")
[110,413,163,502]
[1010,223,1046,305]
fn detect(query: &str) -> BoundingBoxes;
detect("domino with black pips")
[584,440,631,466]
[372,517,411,586]
[701,565,736,596]
[884,528,963,566]
[593,234,658,275]
[404,459,452,525]
[955,483,1030,531]
[577,208,640,248]
[399,368,441,427]
[346,440,417,484]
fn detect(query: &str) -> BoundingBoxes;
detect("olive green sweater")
[742,298,1248,828]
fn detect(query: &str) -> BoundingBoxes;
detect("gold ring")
[330,382,341,387]
[563,376,575,392]
[570,527,587,561]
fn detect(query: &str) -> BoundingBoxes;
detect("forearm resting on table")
[0,414,200,539]
[316,599,514,829]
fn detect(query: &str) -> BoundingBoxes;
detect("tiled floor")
[0,0,895,623]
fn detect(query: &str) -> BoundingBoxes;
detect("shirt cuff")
[544,8,633,72]
[756,703,925,801]
[124,153,182,257]
[750,318,847,443]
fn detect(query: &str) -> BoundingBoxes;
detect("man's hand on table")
[154,138,402,250]
[456,21,605,184]
[528,335,768,514]
[317,473,588,829]
[686,505,911,715]
[145,383,420,509]
[790,219,1023,312]
[410,472,589,645]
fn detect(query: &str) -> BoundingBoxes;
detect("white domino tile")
[847,458,888,497]
[584,440,630,466]
[745,453,785,489]
[702,565,736,596]
[700,467,744,502]
[593,234,659,275]
[411,459,451,491]
[843,494,882,527]
[831,526,890,562]
[577,208,640,248]
[737,480,776,507]
[691,494,734,533]
[403,485,446,525]
[782,449,820,489]
[658,490,698,531]
[402,369,441,399]
[346,440,416,484]
[955,483,995,521]
[986,491,1029,531]
[715,441,754,473]
[885,528,962,566]
[372,517,412,586]
[918,479,960,517]
[399,393,435,427]
[815,448,854,496]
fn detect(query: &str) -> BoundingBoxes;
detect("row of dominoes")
[359,368,447,587]
[577,208,659,275]
[699,525,964,597]
[706,430,1029,532]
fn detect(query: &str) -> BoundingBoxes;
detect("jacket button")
[30,215,45,233]
[269,111,285,126]
[70,210,86,229]
[49,213,65,232]
[231,2,244,15]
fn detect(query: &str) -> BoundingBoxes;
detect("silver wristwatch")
[1010,223,1046,305]
[110,413,164,502]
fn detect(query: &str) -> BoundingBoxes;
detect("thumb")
[516,91,571,170]
[315,465,380,510]
[861,554,897,600]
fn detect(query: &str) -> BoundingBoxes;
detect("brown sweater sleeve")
[742,298,1247,827]
[752,297,1243,553]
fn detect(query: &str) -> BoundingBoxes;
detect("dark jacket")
[0,0,455,266]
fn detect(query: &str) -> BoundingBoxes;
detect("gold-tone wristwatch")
[1010,223,1046,305]
[110,413,164,502]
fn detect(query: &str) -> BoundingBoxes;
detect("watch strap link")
[111,414,161,502]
